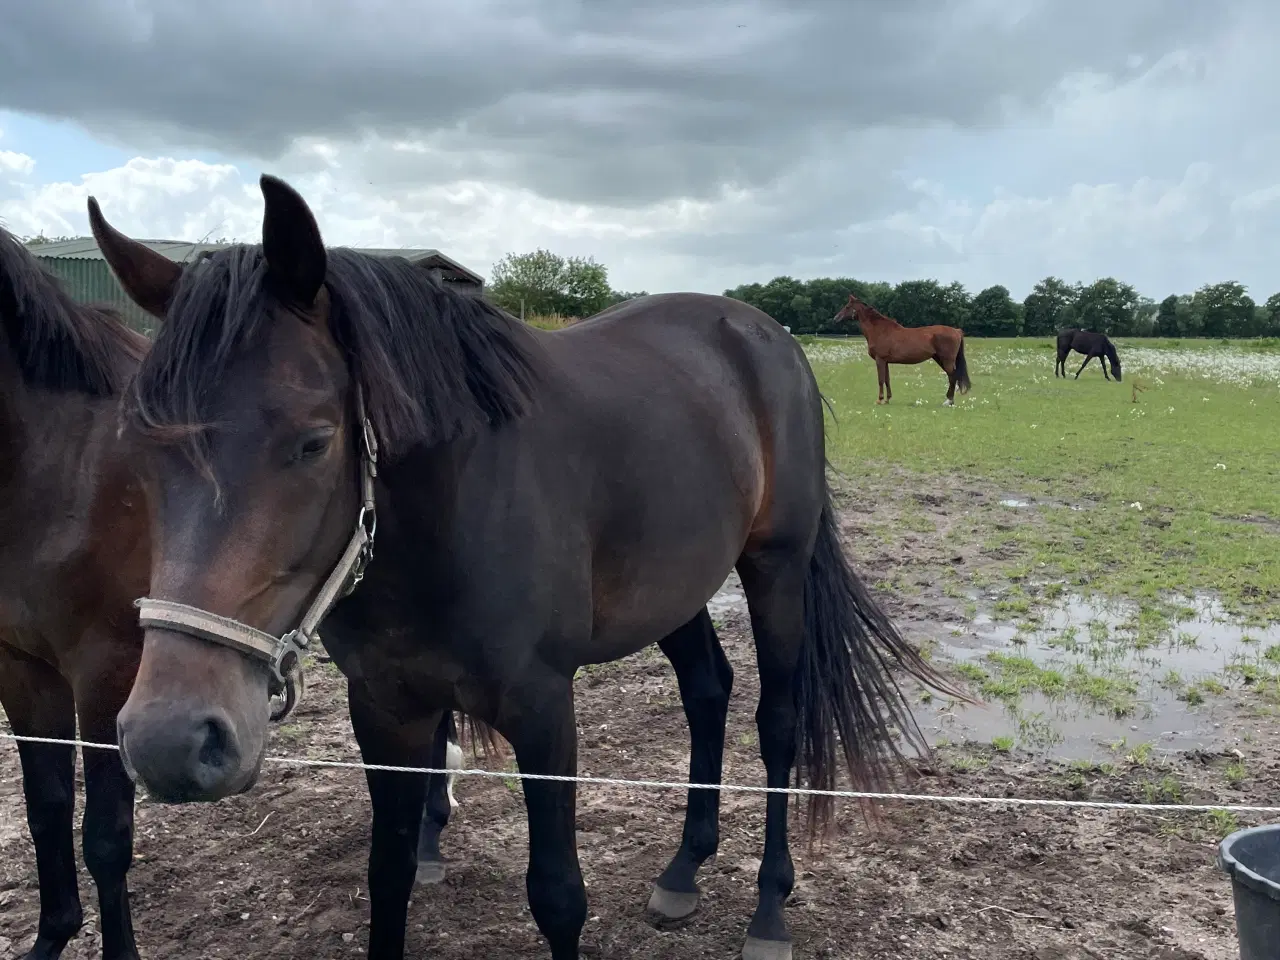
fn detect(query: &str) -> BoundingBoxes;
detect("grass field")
[803,336,1280,752]
[807,336,1280,620]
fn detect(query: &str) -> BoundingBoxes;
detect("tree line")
[722,275,1280,339]
[27,233,1268,341]
[486,251,1280,339]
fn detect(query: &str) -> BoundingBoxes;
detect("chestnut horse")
[0,224,149,960]
[92,176,959,960]
[833,294,971,405]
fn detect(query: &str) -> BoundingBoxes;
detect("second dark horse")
[1055,329,1122,381]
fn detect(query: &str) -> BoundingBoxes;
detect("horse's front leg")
[500,670,586,960]
[0,646,84,960]
[73,643,142,960]
[875,359,889,404]
[1102,357,1112,381]
[1074,355,1092,379]
[348,683,438,960]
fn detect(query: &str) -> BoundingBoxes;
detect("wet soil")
[2,486,1278,959]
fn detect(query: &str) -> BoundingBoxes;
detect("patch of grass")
[1206,810,1240,839]
[1127,741,1155,766]
[949,753,990,773]
[501,763,523,793]
[991,735,1014,754]
[811,337,1280,623]
[1141,775,1184,804]
[1224,760,1247,787]
[959,652,1138,717]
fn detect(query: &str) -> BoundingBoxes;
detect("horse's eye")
[293,429,334,463]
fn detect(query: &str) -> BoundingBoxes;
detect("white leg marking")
[445,740,463,809]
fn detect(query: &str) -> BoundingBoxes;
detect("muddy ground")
[2,484,1277,959]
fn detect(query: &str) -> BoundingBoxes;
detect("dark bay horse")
[1055,329,1122,381]
[0,225,149,960]
[0,223,464,955]
[834,294,971,405]
[92,176,959,960]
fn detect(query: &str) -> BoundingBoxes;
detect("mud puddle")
[918,594,1280,761]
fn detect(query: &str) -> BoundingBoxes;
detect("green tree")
[609,290,648,305]
[1073,278,1139,335]
[1191,281,1256,338]
[1021,276,1077,336]
[1130,296,1158,337]
[1264,293,1280,337]
[23,233,83,246]
[724,276,894,333]
[1154,295,1180,336]
[488,249,615,318]
[1174,294,1201,337]
[885,279,970,329]
[806,277,892,333]
[967,284,1022,337]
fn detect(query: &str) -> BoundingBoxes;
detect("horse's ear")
[260,174,326,308]
[87,197,182,320]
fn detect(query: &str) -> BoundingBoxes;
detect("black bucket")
[1218,824,1280,960]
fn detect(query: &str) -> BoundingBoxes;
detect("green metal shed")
[30,238,486,334]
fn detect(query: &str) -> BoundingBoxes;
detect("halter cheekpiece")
[133,387,379,722]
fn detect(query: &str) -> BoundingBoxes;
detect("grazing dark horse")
[94,177,958,960]
[0,224,149,960]
[833,294,971,405]
[1055,329,1122,381]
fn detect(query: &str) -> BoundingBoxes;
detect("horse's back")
[548,293,816,426]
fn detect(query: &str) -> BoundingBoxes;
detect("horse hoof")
[943,398,954,407]
[416,860,447,886]
[647,883,700,920]
[742,935,793,960]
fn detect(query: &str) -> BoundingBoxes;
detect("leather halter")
[133,387,379,723]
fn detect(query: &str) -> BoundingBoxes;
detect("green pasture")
[805,337,1280,627]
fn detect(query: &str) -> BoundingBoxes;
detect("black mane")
[126,244,542,460]
[0,225,145,395]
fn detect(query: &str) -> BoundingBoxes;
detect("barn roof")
[30,237,485,286]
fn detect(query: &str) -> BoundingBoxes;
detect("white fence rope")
[3,731,1278,814]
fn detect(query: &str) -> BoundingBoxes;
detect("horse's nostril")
[197,716,231,770]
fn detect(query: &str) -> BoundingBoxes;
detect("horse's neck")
[0,374,125,518]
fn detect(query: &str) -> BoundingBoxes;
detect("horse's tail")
[795,481,971,836]
[954,336,971,394]
[454,711,505,759]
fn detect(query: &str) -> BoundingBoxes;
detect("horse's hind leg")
[932,355,957,405]
[416,711,463,886]
[0,645,85,960]
[648,609,733,921]
[736,546,810,960]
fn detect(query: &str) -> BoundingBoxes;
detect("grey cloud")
[0,0,1248,207]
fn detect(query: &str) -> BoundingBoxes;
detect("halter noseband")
[133,387,379,723]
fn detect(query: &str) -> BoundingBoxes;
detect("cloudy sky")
[0,0,1276,301]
